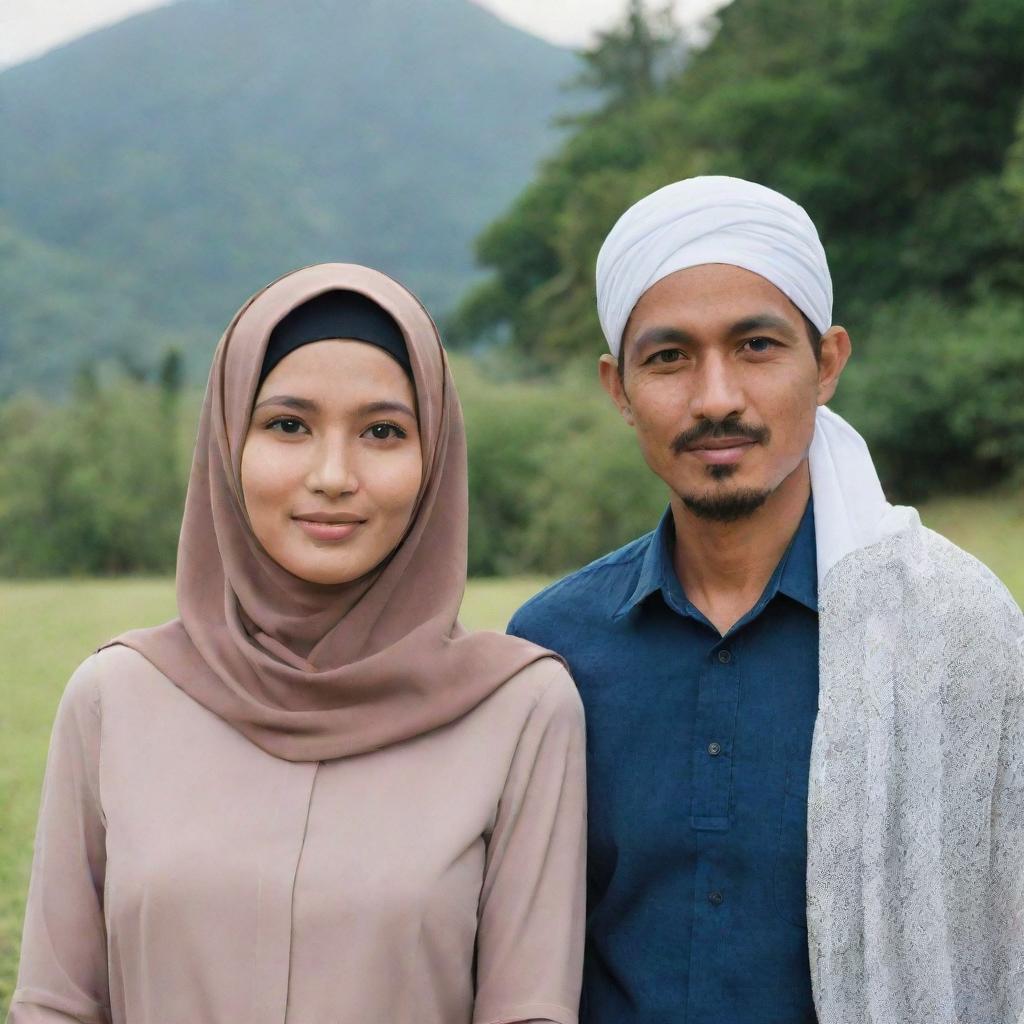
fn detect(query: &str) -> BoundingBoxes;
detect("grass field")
[2,492,1022,1006]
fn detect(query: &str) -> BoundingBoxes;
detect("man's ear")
[816,326,852,406]
[598,353,635,426]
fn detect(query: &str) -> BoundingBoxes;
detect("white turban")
[595,176,833,356]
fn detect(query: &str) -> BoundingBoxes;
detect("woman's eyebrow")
[359,400,416,418]
[252,396,416,418]
[253,395,319,412]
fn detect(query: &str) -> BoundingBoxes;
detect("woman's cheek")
[243,436,302,522]
[364,448,422,513]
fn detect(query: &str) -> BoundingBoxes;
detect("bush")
[458,358,667,575]
[834,293,1024,500]
[0,380,192,575]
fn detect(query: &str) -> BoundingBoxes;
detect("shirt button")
[707,741,722,756]
[717,649,732,664]
[708,890,724,906]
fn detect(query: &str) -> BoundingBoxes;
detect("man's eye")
[744,337,777,354]
[651,349,683,364]
[365,422,406,441]
[267,417,307,435]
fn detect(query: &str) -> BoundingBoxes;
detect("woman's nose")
[305,438,359,497]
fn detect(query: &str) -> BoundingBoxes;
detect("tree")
[570,0,680,112]
[449,1,687,366]
[457,0,1024,358]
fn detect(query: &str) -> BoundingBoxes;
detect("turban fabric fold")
[595,176,833,356]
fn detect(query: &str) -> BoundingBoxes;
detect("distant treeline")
[2,321,1021,577]
[0,353,664,577]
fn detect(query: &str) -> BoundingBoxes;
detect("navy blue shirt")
[508,501,819,1024]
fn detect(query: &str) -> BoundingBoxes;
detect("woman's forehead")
[255,339,417,411]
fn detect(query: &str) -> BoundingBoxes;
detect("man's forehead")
[623,263,807,350]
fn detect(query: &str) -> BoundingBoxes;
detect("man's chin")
[679,485,772,523]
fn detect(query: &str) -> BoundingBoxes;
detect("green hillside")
[0,0,579,393]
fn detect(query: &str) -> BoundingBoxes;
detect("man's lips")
[685,436,756,465]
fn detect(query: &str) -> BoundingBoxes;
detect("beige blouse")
[9,645,586,1024]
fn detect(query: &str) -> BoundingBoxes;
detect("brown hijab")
[105,263,554,761]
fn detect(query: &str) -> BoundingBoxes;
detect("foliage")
[834,293,1024,499]
[457,358,667,575]
[568,0,680,111]
[3,308,1022,579]
[0,370,192,576]
[0,355,663,578]
[455,0,1024,365]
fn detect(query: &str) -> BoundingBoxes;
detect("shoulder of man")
[507,530,655,647]
[830,521,1022,641]
[918,526,1023,633]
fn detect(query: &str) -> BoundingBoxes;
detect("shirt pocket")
[772,745,811,929]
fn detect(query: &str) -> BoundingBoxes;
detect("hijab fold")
[105,263,550,761]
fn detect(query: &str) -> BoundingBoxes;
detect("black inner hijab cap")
[259,289,412,387]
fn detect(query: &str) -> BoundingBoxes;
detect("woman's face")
[241,339,422,585]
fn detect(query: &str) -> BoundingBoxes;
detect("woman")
[9,263,585,1024]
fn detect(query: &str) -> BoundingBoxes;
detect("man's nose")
[688,353,745,423]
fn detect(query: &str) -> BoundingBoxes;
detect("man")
[508,176,1023,1024]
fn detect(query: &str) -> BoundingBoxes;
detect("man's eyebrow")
[729,314,799,340]
[253,395,319,412]
[630,326,696,359]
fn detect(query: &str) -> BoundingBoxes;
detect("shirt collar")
[613,497,818,621]
[613,506,680,620]
[777,497,818,612]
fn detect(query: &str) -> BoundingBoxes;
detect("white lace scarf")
[806,408,1024,1023]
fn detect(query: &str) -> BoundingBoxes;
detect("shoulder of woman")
[503,656,584,731]
[61,643,155,711]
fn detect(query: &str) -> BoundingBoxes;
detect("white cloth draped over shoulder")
[808,407,1023,1024]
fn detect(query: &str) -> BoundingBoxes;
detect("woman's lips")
[686,438,756,465]
[292,518,364,542]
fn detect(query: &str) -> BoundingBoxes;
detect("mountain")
[0,0,579,393]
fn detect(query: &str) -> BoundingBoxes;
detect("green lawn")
[2,493,1022,1006]
[916,491,1024,600]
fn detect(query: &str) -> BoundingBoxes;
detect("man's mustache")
[671,416,771,455]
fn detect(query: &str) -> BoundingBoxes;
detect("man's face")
[599,263,849,522]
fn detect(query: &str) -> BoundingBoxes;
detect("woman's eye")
[268,417,307,435]
[365,422,406,441]
[744,337,777,354]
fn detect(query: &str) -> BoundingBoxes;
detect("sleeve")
[7,657,111,1024]
[472,660,587,1024]
[991,619,1024,1023]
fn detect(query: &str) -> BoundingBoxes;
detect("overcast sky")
[1,0,730,68]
